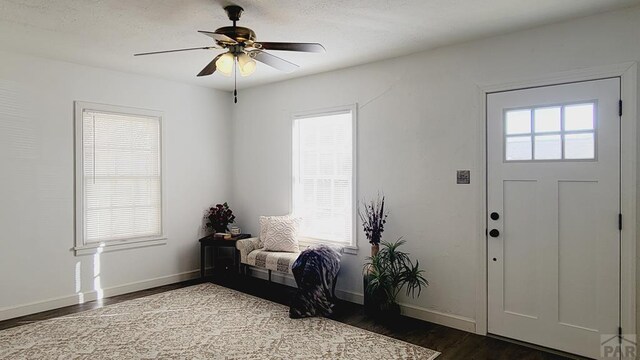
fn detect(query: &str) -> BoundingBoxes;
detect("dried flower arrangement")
[358,194,388,256]
[204,202,236,233]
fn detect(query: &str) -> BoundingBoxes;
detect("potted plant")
[358,195,388,256]
[363,239,428,317]
[205,202,236,233]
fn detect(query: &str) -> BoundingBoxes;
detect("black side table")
[199,233,251,278]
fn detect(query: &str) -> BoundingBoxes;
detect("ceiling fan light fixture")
[237,52,256,77]
[216,52,235,76]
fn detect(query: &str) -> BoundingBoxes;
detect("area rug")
[0,283,439,359]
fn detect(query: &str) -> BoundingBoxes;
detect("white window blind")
[79,107,163,245]
[293,108,355,246]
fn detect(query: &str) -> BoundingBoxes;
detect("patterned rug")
[0,283,439,359]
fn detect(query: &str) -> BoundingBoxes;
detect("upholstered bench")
[236,237,301,281]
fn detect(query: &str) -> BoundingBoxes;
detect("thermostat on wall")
[457,170,470,184]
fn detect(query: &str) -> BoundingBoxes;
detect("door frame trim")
[475,62,637,339]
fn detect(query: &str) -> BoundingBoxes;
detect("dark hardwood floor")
[0,275,586,360]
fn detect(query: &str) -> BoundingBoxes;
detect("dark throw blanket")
[289,245,342,319]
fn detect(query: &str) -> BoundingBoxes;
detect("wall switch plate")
[457,170,470,184]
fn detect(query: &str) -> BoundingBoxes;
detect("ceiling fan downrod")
[227,5,242,103]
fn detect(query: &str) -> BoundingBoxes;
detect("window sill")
[74,237,167,256]
[342,246,358,255]
[298,239,358,255]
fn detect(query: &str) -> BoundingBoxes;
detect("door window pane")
[565,133,595,159]
[534,107,561,133]
[534,135,561,160]
[565,104,594,131]
[506,110,531,135]
[506,136,532,160]
[504,102,596,162]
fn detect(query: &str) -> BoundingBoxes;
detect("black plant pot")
[363,273,401,319]
[377,302,401,322]
[363,272,377,315]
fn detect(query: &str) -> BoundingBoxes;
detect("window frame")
[291,104,358,254]
[74,101,167,256]
[502,100,599,163]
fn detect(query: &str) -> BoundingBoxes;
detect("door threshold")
[487,333,589,360]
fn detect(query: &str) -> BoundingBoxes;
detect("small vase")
[213,225,228,234]
[371,244,379,257]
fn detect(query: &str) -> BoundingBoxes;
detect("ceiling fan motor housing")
[215,26,256,45]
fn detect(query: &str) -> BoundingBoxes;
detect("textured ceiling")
[0,0,639,90]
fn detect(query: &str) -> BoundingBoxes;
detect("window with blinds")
[75,102,164,251]
[292,106,356,248]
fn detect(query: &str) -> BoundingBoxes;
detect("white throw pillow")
[263,216,301,253]
[258,216,271,247]
[258,215,291,247]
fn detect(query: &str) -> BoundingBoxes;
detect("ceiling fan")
[134,5,325,103]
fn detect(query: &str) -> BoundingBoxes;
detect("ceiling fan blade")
[198,30,237,44]
[256,42,325,53]
[251,51,299,73]
[197,54,223,77]
[134,46,218,56]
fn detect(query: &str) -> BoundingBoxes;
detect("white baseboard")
[3,265,476,334]
[246,268,363,306]
[398,302,476,333]
[0,270,200,321]
[335,288,364,304]
[243,266,476,333]
[333,289,475,332]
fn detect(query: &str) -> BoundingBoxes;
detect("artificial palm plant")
[363,239,428,313]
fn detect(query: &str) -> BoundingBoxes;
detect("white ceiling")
[1,0,639,91]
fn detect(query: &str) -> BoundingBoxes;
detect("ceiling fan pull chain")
[234,57,238,104]
[232,8,239,103]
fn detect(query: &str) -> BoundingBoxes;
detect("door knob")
[489,229,500,238]
[490,212,500,220]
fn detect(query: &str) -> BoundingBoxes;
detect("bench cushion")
[236,237,302,274]
[246,249,300,274]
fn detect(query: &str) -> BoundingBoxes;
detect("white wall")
[1,4,638,334]
[0,51,232,319]
[230,6,640,332]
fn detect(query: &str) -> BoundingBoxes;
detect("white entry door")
[487,78,620,358]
